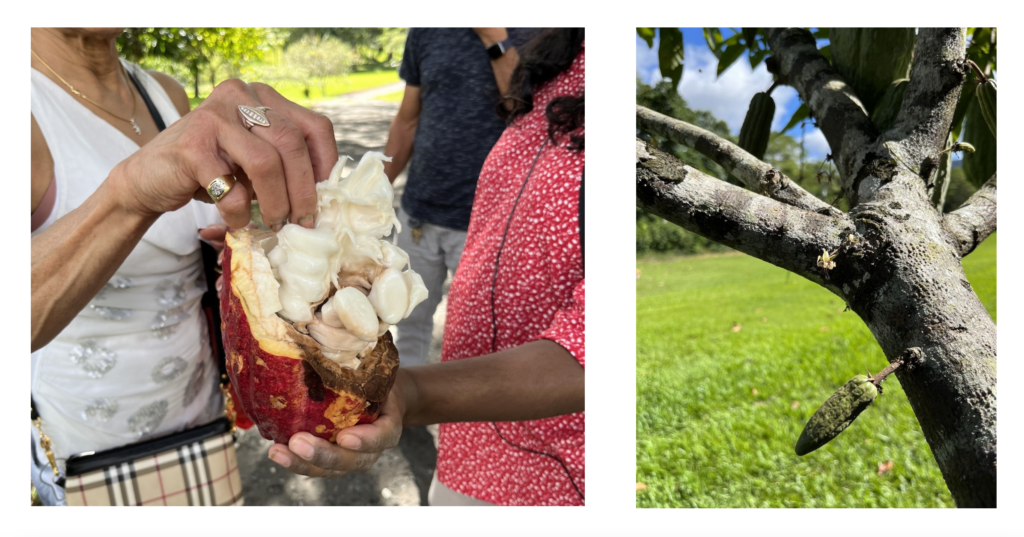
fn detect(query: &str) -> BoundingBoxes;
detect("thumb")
[336,411,403,453]
[199,223,230,242]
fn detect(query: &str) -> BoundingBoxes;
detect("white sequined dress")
[30,61,224,484]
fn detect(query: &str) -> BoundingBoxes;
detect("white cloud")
[635,34,661,84]
[677,45,775,133]
[803,128,831,161]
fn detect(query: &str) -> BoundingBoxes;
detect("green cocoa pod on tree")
[795,375,879,456]
[871,78,909,132]
[976,79,997,138]
[963,101,996,188]
[737,92,775,160]
[829,28,916,114]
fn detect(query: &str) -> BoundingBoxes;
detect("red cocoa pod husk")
[220,229,399,444]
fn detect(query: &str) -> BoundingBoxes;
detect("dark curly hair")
[499,28,584,150]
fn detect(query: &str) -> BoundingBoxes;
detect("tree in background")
[288,28,406,68]
[637,28,996,507]
[284,34,357,96]
[118,28,283,98]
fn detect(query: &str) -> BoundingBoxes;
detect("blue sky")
[637,28,831,160]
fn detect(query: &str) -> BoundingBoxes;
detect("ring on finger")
[207,175,236,203]
[238,105,272,129]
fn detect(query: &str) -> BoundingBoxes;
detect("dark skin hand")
[267,339,584,477]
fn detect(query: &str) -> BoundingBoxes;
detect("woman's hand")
[267,370,411,477]
[110,79,338,231]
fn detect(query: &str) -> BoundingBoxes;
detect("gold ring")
[239,105,271,129]
[207,175,235,202]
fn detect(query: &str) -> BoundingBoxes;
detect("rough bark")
[637,28,996,507]
[889,29,968,165]
[943,173,997,257]
[637,106,841,216]
[636,140,853,288]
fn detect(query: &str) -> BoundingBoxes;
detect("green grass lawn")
[374,89,405,102]
[188,70,400,109]
[636,234,996,508]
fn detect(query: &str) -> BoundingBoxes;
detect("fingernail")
[339,435,361,450]
[291,439,314,459]
[298,214,315,227]
[271,222,284,233]
[269,451,290,468]
[215,279,223,292]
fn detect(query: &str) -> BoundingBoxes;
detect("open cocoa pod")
[219,153,425,444]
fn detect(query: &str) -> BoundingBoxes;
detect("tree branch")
[637,139,854,288]
[889,29,967,163]
[765,28,879,194]
[943,173,996,257]
[636,105,841,216]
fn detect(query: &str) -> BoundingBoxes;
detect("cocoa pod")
[870,78,909,132]
[963,101,996,188]
[222,229,399,444]
[976,79,997,139]
[830,28,915,114]
[737,92,775,160]
[795,375,878,456]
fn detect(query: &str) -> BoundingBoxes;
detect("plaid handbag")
[61,418,243,506]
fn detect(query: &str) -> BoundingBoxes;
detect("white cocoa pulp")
[254,152,428,367]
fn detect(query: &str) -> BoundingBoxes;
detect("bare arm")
[401,339,584,426]
[31,115,54,213]
[31,175,160,351]
[473,28,519,98]
[148,70,192,116]
[382,85,421,183]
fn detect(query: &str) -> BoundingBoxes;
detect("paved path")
[237,91,450,506]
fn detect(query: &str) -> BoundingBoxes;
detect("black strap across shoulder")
[124,66,167,132]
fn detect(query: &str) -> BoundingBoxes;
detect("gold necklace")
[31,48,142,135]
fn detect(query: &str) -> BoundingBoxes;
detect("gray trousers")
[393,208,466,367]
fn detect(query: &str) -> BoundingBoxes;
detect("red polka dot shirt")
[436,43,585,506]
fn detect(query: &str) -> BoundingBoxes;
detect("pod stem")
[965,59,989,84]
[766,80,780,96]
[869,347,924,391]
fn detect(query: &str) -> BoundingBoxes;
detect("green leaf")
[952,80,977,142]
[781,103,811,134]
[750,48,768,70]
[818,44,831,64]
[962,101,995,188]
[637,27,656,48]
[704,28,724,58]
[717,44,745,77]
[658,28,685,91]
[742,28,759,49]
[812,28,830,40]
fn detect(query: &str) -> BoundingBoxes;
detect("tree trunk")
[842,191,996,508]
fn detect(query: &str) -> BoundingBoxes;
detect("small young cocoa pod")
[976,79,997,139]
[795,374,879,456]
[871,78,909,132]
[738,92,775,161]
